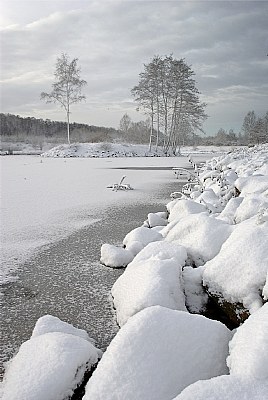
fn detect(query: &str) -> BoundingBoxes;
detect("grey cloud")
[1,0,267,134]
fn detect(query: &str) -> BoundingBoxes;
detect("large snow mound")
[1,332,100,400]
[165,213,233,266]
[227,303,268,379]
[203,217,268,313]
[172,374,268,400]
[83,306,232,400]
[166,198,208,222]
[111,258,186,326]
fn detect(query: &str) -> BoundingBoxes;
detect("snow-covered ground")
[2,144,267,399]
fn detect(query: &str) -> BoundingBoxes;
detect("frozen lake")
[0,154,213,377]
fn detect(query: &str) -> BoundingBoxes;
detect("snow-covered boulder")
[203,217,268,317]
[100,243,134,268]
[217,196,243,224]
[165,213,233,266]
[128,240,187,267]
[112,257,186,326]
[31,314,94,342]
[83,306,232,400]
[172,374,268,400]
[1,332,100,400]
[235,175,268,195]
[234,193,268,223]
[147,212,168,227]
[123,226,162,255]
[182,266,208,313]
[167,198,207,222]
[227,303,268,379]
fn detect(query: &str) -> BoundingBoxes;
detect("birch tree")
[41,53,87,144]
[132,55,207,154]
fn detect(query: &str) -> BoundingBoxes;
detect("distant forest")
[1,111,267,150]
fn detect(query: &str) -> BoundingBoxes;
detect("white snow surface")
[100,243,134,267]
[227,303,268,380]
[165,213,233,266]
[83,306,232,400]
[111,257,187,326]
[203,217,268,313]
[182,266,208,313]
[31,314,95,344]
[1,332,99,400]
[123,226,163,253]
[128,240,187,266]
[173,374,268,400]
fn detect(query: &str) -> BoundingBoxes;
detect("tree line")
[0,113,119,144]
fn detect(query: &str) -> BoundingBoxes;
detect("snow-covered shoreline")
[1,144,268,399]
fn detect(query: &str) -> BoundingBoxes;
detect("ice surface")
[112,258,186,326]
[83,306,232,400]
[1,155,193,284]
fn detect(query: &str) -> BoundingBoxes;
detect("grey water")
[0,178,183,378]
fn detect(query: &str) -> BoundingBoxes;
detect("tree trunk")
[67,108,70,144]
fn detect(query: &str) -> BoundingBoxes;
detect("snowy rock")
[217,196,243,224]
[167,198,207,222]
[123,226,162,253]
[165,213,233,266]
[182,266,208,313]
[227,303,268,380]
[1,332,100,400]
[128,240,187,267]
[203,217,268,315]
[147,212,168,227]
[112,258,186,326]
[234,193,268,223]
[172,374,268,400]
[100,243,134,268]
[31,314,94,343]
[83,306,232,400]
[235,175,268,195]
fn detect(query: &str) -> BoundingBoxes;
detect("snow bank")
[100,243,134,268]
[203,217,268,313]
[165,213,233,266]
[1,316,101,400]
[112,258,186,326]
[83,306,232,400]
[227,303,268,379]
[42,143,228,158]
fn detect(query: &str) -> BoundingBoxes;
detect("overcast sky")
[1,0,268,135]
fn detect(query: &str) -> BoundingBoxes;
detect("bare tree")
[41,53,87,144]
[132,55,207,154]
